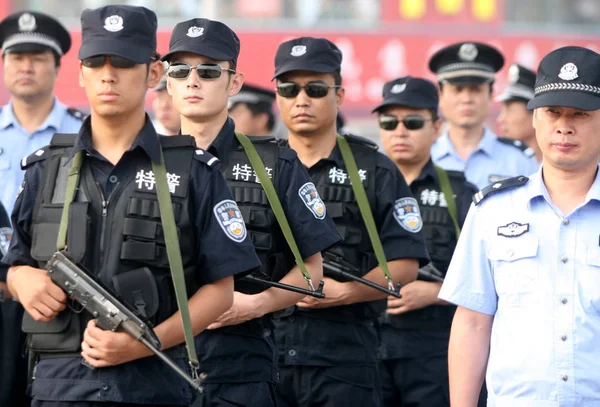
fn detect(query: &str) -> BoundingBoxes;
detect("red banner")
[2,31,599,114]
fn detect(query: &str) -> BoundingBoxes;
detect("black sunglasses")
[167,63,236,80]
[81,55,138,69]
[378,115,434,131]
[276,82,341,98]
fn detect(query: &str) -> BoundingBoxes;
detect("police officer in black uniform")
[228,83,277,136]
[162,19,341,407]
[1,6,261,407]
[374,76,477,407]
[496,63,540,163]
[0,200,26,406]
[272,37,430,407]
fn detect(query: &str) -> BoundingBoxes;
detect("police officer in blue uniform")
[272,37,430,407]
[162,18,341,407]
[2,6,261,407]
[429,42,538,189]
[0,11,84,215]
[374,76,477,407]
[440,46,600,407]
[228,83,277,136]
[496,63,541,163]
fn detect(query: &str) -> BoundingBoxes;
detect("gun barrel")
[243,275,326,299]
[323,263,402,299]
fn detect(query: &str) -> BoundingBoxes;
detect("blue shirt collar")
[527,164,600,209]
[0,99,67,132]
[432,128,496,160]
[69,114,162,163]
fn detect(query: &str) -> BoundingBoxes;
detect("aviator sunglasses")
[276,82,341,98]
[167,63,236,80]
[82,55,138,69]
[378,115,434,131]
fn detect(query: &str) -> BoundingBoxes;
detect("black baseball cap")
[78,5,157,64]
[429,42,504,85]
[527,46,600,111]
[229,84,275,110]
[161,18,240,68]
[273,37,342,80]
[372,76,439,113]
[0,11,71,56]
[496,64,536,103]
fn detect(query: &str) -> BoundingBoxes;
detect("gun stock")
[46,251,206,393]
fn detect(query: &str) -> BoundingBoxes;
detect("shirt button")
[563,218,569,225]
[0,147,3,155]
[289,316,295,322]
[562,375,568,382]
[561,298,568,304]
[288,349,296,357]
[561,335,567,341]
[101,384,109,391]
[109,175,118,184]
[561,255,568,263]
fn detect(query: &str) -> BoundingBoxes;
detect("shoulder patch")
[20,146,49,170]
[0,226,12,256]
[473,176,529,206]
[497,137,535,158]
[193,148,220,167]
[67,108,86,121]
[343,133,379,151]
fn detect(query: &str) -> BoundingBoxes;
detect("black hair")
[332,70,342,86]
[246,102,275,132]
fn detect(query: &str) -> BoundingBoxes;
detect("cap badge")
[104,15,124,32]
[558,63,578,81]
[18,13,37,32]
[458,43,478,62]
[390,83,407,94]
[187,26,204,38]
[508,65,520,84]
[290,45,307,57]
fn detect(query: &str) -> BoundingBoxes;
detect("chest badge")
[213,199,248,242]
[497,222,529,238]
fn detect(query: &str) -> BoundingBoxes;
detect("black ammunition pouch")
[22,309,83,353]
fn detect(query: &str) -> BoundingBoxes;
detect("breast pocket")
[488,235,540,307]
[578,247,600,316]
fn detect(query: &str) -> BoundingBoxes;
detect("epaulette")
[473,176,529,205]
[67,108,87,121]
[343,133,379,151]
[192,148,220,167]
[497,137,535,158]
[20,146,50,170]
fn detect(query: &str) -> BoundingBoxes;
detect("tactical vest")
[384,170,465,331]
[310,135,382,321]
[21,134,202,356]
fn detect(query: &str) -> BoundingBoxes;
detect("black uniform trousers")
[32,402,186,407]
[1,301,29,407]
[192,382,277,407]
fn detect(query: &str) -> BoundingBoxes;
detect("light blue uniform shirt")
[439,165,600,407]
[431,128,539,189]
[0,99,83,215]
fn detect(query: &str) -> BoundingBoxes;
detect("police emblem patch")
[187,26,204,38]
[213,199,247,242]
[18,13,36,32]
[458,43,478,62]
[0,227,12,256]
[290,45,307,57]
[558,63,578,81]
[298,182,326,220]
[393,197,423,233]
[508,64,520,84]
[104,15,124,32]
[390,83,407,94]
